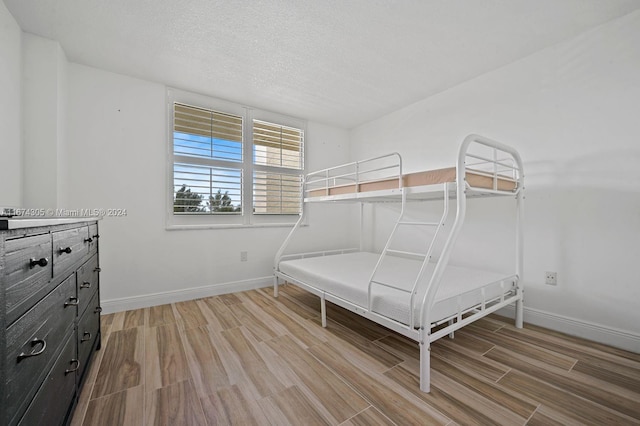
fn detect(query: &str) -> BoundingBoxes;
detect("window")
[167,89,305,228]
[173,104,243,214]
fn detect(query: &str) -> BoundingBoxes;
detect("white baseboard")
[498,305,640,353]
[100,276,273,314]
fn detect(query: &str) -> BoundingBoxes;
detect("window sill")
[165,222,307,231]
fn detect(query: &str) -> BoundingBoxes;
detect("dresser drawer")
[4,233,53,325]
[76,254,99,317]
[4,274,77,424]
[52,227,89,278]
[88,223,99,255]
[17,332,77,426]
[77,289,101,383]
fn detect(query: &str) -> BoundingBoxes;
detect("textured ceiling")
[5,0,640,128]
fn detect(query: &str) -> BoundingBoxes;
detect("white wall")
[22,34,68,209]
[350,11,640,350]
[63,63,352,311]
[0,3,22,206]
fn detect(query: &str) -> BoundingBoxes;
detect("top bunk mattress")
[278,252,515,327]
[306,168,517,198]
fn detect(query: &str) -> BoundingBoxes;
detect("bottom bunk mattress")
[278,252,514,327]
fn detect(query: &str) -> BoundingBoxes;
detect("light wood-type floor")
[71,285,640,425]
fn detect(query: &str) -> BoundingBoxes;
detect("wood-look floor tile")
[174,300,208,330]
[71,338,108,426]
[123,309,145,329]
[499,370,633,425]
[499,323,640,362]
[389,366,493,425]
[430,355,537,418]
[259,385,331,426]
[464,326,578,371]
[83,386,144,426]
[312,318,403,370]
[308,342,450,425]
[497,325,640,387]
[147,304,176,328]
[92,327,143,399]
[275,291,321,320]
[107,311,126,332]
[221,327,286,398]
[145,380,207,426]
[373,333,418,361]
[489,345,640,422]
[266,335,369,423]
[527,405,586,426]
[100,314,115,336]
[439,329,495,354]
[197,297,241,331]
[472,316,509,332]
[431,340,510,382]
[145,323,191,391]
[325,304,390,342]
[200,384,266,426]
[279,285,323,313]
[229,301,282,342]
[279,283,314,298]
[572,359,640,394]
[237,289,276,308]
[75,288,640,426]
[316,323,403,374]
[260,302,325,348]
[181,325,231,395]
[219,292,242,305]
[341,407,395,426]
[511,320,640,363]
[109,309,145,332]
[385,362,528,425]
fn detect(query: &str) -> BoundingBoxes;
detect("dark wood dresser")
[0,218,102,425]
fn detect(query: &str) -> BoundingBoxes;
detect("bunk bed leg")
[515,296,524,329]
[273,276,279,298]
[448,319,455,339]
[320,294,327,328]
[419,340,431,393]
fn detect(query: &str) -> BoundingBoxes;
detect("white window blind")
[253,120,303,169]
[172,103,243,214]
[253,172,302,215]
[253,120,304,215]
[173,164,242,214]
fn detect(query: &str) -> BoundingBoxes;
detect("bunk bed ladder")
[367,184,451,328]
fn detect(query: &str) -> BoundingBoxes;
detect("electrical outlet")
[240,251,248,262]
[545,271,557,285]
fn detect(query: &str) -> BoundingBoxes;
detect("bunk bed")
[273,134,525,393]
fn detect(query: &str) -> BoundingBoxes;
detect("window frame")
[166,88,306,230]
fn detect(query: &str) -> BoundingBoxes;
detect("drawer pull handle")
[59,246,72,254]
[94,267,102,273]
[80,281,92,289]
[93,234,100,239]
[81,332,92,342]
[65,359,80,374]
[64,297,79,307]
[84,237,93,243]
[17,338,47,362]
[94,306,103,314]
[29,257,49,268]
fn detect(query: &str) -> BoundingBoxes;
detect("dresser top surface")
[0,217,99,231]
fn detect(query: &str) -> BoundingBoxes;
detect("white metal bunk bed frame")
[273,134,525,393]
